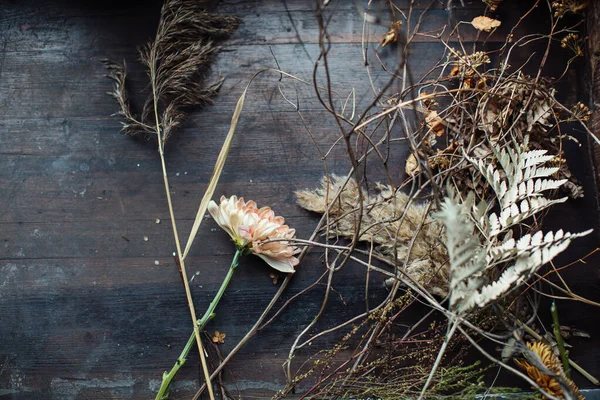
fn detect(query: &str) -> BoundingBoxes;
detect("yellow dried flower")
[514,341,584,400]
[212,330,226,344]
[571,102,591,121]
[552,0,587,17]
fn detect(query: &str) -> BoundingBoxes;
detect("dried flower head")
[212,330,226,344]
[552,0,587,18]
[560,33,583,57]
[571,102,591,121]
[208,195,300,273]
[514,341,584,400]
[449,50,490,81]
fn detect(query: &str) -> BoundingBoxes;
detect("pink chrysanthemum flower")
[208,195,300,273]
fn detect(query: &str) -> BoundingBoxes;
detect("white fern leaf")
[495,197,568,235]
[501,179,566,209]
[524,166,560,180]
[498,180,508,200]
[436,194,486,312]
[497,148,516,186]
[520,199,530,213]
[487,237,517,262]
[468,158,505,197]
[519,149,554,168]
[488,212,500,235]
[530,230,544,246]
[466,228,592,311]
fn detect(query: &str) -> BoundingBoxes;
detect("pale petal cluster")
[208,195,300,273]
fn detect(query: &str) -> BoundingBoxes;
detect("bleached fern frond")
[487,229,592,265]
[502,177,566,209]
[437,183,591,313]
[488,196,568,236]
[468,140,569,238]
[461,228,592,311]
[436,193,486,311]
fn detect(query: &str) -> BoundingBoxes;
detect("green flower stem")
[551,301,570,378]
[155,249,243,400]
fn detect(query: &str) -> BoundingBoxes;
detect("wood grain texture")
[0,1,599,399]
[589,0,600,192]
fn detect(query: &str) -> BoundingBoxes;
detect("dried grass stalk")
[104,2,240,399]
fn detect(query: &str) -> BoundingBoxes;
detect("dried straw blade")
[183,86,247,259]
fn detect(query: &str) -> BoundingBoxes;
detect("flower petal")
[257,254,297,273]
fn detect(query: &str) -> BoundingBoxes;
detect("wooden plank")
[0,0,599,398]
[589,1,600,187]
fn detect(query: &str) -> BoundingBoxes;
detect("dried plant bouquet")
[103,0,600,399]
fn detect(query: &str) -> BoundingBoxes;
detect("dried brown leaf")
[405,153,421,176]
[380,21,402,47]
[425,111,445,136]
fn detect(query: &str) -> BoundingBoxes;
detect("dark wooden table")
[1,1,599,399]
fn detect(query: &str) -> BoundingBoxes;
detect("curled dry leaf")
[471,16,501,32]
[405,153,420,176]
[380,21,402,47]
[425,110,445,136]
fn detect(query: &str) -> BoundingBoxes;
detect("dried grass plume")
[105,0,240,143]
[296,175,448,296]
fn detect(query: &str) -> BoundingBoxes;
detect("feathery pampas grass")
[296,175,449,296]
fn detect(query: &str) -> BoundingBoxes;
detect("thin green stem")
[551,301,570,378]
[155,249,242,400]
